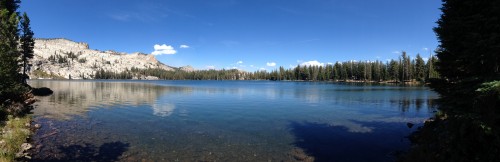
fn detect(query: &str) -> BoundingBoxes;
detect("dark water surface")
[28,80,437,161]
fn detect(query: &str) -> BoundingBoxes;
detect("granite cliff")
[28,38,192,79]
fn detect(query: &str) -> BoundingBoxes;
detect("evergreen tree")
[432,0,500,112]
[1,0,35,117]
[20,12,34,83]
[388,60,399,82]
[415,54,425,82]
[0,6,21,99]
[404,0,500,161]
[0,0,20,14]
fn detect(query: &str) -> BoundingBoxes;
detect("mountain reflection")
[29,80,191,119]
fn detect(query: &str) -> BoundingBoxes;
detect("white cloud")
[327,62,333,65]
[237,61,243,64]
[250,65,254,68]
[422,57,429,62]
[392,51,401,54]
[266,62,276,67]
[300,60,324,67]
[423,47,429,51]
[206,65,216,70]
[180,45,190,49]
[260,68,266,71]
[151,44,177,55]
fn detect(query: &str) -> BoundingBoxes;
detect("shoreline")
[28,78,427,85]
[1,87,51,161]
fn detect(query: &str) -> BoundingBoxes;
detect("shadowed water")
[28,80,437,161]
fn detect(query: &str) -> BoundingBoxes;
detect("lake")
[27,80,437,161]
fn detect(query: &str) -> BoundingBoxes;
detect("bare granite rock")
[28,38,181,79]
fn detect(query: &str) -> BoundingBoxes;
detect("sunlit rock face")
[29,38,175,79]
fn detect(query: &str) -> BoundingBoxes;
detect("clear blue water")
[28,80,438,161]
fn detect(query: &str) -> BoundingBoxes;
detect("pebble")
[21,143,32,151]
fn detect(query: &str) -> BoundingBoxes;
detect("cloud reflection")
[152,103,175,117]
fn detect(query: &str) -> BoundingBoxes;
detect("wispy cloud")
[180,45,190,49]
[109,12,166,22]
[259,68,266,71]
[423,47,429,51]
[237,61,243,64]
[392,51,401,54]
[151,44,176,55]
[267,62,276,67]
[108,4,185,23]
[300,60,324,67]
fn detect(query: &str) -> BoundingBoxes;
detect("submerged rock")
[31,87,53,96]
[406,122,414,128]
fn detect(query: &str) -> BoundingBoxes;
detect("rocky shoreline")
[0,87,52,161]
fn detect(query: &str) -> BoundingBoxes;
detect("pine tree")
[20,12,34,83]
[0,7,21,97]
[432,0,500,111]
[0,0,35,110]
[388,60,399,82]
[415,54,425,82]
[404,0,500,161]
[0,0,20,14]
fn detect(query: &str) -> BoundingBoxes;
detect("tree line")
[94,52,439,83]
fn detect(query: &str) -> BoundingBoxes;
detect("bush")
[78,58,86,63]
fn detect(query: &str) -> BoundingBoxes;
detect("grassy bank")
[0,115,32,162]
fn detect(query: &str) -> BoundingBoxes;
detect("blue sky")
[21,0,442,71]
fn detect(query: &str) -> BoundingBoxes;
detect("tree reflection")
[289,121,409,162]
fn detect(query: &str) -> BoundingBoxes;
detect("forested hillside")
[95,52,439,83]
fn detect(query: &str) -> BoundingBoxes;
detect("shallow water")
[28,80,437,161]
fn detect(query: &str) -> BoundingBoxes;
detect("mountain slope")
[28,38,179,79]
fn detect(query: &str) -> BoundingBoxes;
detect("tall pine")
[20,12,34,83]
[404,0,500,161]
[0,1,21,99]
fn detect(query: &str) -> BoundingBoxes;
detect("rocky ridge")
[28,38,192,79]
